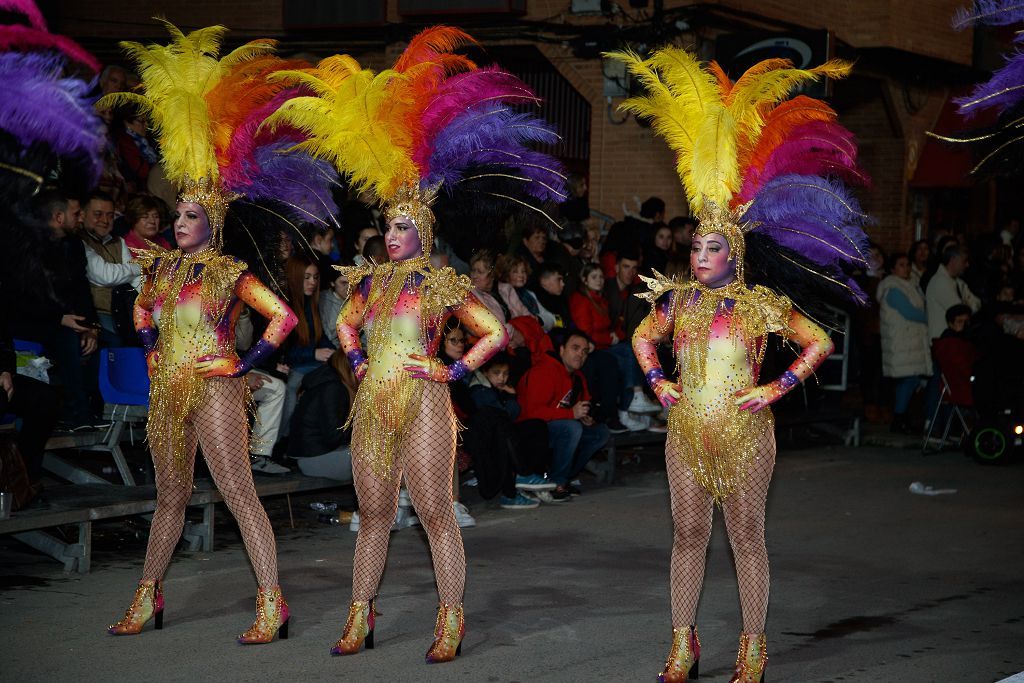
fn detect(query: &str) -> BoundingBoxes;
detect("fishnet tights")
[142,377,278,587]
[350,381,464,605]
[665,426,775,633]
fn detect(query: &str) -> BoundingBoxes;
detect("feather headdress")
[267,25,566,253]
[0,0,103,195]
[929,0,1024,177]
[606,47,871,306]
[100,22,337,248]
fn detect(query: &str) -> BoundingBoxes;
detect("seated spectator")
[437,319,477,528]
[0,314,59,508]
[122,194,169,250]
[288,349,355,482]
[469,250,531,380]
[247,370,290,475]
[603,250,641,328]
[572,264,659,431]
[496,254,557,331]
[320,267,348,348]
[281,255,334,435]
[554,221,590,294]
[643,223,673,277]
[533,263,574,329]
[361,235,388,266]
[466,352,553,509]
[941,304,973,340]
[516,223,550,286]
[81,191,141,348]
[8,190,100,428]
[299,222,339,289]
[516,330,610,501]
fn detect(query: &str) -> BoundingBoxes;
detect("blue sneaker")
[515,474,557,491]
[499,493,540,510]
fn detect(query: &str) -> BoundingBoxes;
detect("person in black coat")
[288,350,356,482]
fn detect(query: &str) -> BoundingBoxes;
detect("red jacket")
[569,290,614,348]
[516,351,591,422]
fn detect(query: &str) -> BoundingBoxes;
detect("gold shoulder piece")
[749,285,793,334]
[635,269,681,305]
[334,262,376,300]
[128,240,170,272]
[422,265,472,316]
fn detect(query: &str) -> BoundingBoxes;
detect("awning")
[911,88,996,188]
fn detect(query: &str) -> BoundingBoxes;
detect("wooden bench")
[0,473,344,573]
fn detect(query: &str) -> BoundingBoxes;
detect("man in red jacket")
[517,330,610,501]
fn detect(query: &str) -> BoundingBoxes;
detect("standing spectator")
[300,223,338,289]
[926,245,981,341]
[999,216,1020,248]
[517,330,610,501]
[668,215,696,256]
[98,64,128,96]
[351,226,380,266]
[643,224,673,277]
[320,268,348,348]
[908,239,930,286]
[280,255,334,434]
[81,191,140,348]
[877,253,931,433]
[558,172,590,222]
[122,194,170,250]
[603,250,641,329]
[114,108,158,194]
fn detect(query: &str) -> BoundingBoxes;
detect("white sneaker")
[349,510,360,532]
[627,391,663,414]
[618,410,650,432]
[529,490,555,504]
[453,501,476,528]
[250,455,290,475]
[393,505,420,531]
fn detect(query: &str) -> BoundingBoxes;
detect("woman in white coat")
[877,253,932,433]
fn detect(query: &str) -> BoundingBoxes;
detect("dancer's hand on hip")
[652,378,682,407]
[403,353,451,382]
[195,354,244,378]
[734,384,782,412]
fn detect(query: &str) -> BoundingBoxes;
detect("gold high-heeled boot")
[330,600,374,655]
[728,632,767,683]
[425,602,464,663]
[658,625,700,681]
[108,580,164,635]
[237,585,289,644]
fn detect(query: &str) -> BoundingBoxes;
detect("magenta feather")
[221,87,303,190]
[413,67,540,168]
[739,121,867,201]
[0,25,100,72]
[0,0,46,29]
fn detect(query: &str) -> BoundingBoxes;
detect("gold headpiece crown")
[382,182,440,255]
[178,175,238,251]
[694,198,758,283]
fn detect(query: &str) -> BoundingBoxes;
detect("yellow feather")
[728,58,853,144]
[112,22,275,187]
[688,105,738,211]
[266,61,416,199]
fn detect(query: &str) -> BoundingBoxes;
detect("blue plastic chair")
[13,338,45,355]
[99,347,150,406]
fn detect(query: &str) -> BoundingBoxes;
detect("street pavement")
[2,443,1023,682]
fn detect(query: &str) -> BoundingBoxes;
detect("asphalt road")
[2,444,1022,682]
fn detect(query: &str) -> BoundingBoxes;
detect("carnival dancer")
[607,48,872,681]
[268,26,566,662]
[101,23,337,643]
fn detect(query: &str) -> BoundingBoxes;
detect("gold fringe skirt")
[667,401,774,505]
[348,375,425,481]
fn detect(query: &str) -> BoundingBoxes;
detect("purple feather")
[424,102,565,201]
[0,52,103,183]
[954,51,1024,117]
[952,0,1024,29]
[235,140,339,223]
[746,174,870,269]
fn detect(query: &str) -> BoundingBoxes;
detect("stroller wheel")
[967,426,1009,465]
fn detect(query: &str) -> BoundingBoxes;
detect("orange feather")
[736,95,837,186]
[708,60,733,97]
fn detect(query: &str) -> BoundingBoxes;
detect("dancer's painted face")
[691,232,735,288]
[174,202,211,253]
[385,215,423,261]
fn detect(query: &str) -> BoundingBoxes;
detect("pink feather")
[412,66,539,168]
[0,0,46,29]
[222,87,304,189]
[739,121,867,201]
[0,25,100,72]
